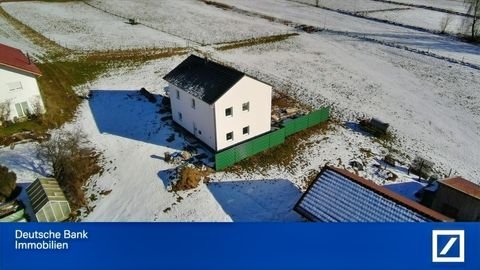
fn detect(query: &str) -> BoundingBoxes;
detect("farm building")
[0,43,45,123]
[422,177,480,221]
[26,178,71,222]
[295,166,451,222]
[163,55,272,151]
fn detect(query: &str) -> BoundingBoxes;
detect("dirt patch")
[227,121,330,174]
[172,166,214,191]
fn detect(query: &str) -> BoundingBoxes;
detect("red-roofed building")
[0,43,45,123]
[422,176,480,221]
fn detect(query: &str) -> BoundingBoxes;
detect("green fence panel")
[251,134,270,155]
[269,128,285,147]
[215,107,329,170]
[235,141,255,161]
[215,148,236,171]
[283,120,296,136]
[307,110,322,127]
[295,115,309,132]
[319,107,330,123]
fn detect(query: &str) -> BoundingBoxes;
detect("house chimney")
[26,53,31,65]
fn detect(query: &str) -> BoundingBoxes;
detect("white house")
[163,55,272,151]
[0,43,45,123]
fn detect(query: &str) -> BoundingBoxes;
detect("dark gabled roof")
[0,43,41,76]
[163,55,244,104]
[295,166,452,222]
[439,177,480,200]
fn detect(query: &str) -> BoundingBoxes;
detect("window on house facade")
[178,112,183,121]
[242,102,249,111]
[8,82,23,91]
[226,132,233,141]
[15,102,29,118]
[243,126,250,135]
[176,90,180,99]
[225,107,233,117]
[191,98,196,109]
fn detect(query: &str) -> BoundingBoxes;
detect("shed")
[294,166,451,222]
[427,177,480,221]
[26,178,71,222]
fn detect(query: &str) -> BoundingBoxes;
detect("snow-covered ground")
[388,0,469,14]
[83,0,292,44]
[1,55,425,222]
[215,0,480,66]
[0,14,43,56]
[1,0,479,222]
[297,0,467,35]
[1,2,185,51]
[213,33,480,182]
[368,8,466,35]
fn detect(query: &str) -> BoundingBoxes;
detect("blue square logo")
[432,230,464,263]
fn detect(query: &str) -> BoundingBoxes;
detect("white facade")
[169,76,272,151]
[0,65,45,122]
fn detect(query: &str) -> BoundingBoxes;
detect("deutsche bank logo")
[432,230,465,263]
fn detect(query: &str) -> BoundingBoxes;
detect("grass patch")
[227,121,330,173]
[216,33,298,51]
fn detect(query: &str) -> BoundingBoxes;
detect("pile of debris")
[172,165,214,191]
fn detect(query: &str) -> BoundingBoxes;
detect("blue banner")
[1,223,479,270]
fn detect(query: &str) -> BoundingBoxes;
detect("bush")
[37,130,101,209]
[0,165,17,203]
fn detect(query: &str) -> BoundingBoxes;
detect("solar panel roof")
[295,167,451,222]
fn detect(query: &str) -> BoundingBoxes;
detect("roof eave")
[0,62,42,76]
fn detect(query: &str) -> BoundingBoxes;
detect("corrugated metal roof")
[439,177,480,199]
[295,166,452,222]
[26,178,69,213]
[163,54,244,104]
[0,43,41,76]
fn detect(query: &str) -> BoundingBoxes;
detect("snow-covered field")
[298,0,468,35]
[214,33,480,181]
[368,8,466,35]
[216,0,480,66]
[1,2,185,51]
[0,14,42,55]
[85,0,292,44]
[389,0,469,14]
[1,0,479,222]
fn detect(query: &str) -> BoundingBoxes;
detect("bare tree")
[37,130,101,209]
[440,14,453,34]
[465,0,480,40]
[0,101,11,126]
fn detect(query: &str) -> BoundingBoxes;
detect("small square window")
[225,107,233,117]
[226,132,233,141]
[176,90,180,99]
[242,102,249,111]
[178,112,183,121]
[243,126,249,135]
[8,82,22,91]
[191,98,196,109]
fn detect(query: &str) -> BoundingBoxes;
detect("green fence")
[215,107,329,170]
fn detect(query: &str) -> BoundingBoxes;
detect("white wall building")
[0,43,44,123]
[164,55,272,151]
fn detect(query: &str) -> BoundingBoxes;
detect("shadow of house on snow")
[89,90,182,148]
[207,179,303,222]
[383,181,425,202]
